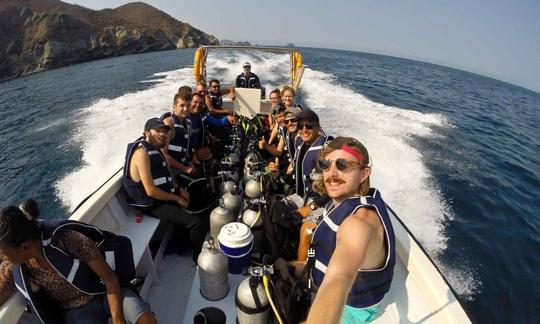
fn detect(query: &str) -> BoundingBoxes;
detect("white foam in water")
[55,51,478,298]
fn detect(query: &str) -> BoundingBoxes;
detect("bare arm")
[87,257,125,324]
[261,137,286,156]
[268,124,279,144]
[205,94,231,116]
[306,209,375,324]
[131,148,188,206]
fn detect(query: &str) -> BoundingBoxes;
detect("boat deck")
[146,251,442,323]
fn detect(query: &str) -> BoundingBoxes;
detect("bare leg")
[297,221,317,261]
[136,312,158,324]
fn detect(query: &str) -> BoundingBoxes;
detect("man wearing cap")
[123,117,206,260]
[235,62,265,98]
[160,88,196,180]
[290,109,332,260]
[304,137,396,323]
[264,109,332,261]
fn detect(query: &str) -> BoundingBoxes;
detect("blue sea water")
[0,47,539,323]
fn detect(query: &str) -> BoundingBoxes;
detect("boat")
[0,46,471,323]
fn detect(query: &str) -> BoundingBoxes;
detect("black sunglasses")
[284,119,297,125]
[298,122,316,130]
[318,158,362,171]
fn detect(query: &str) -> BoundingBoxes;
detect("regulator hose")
[263,274,284,324]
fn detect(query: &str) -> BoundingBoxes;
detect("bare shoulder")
[341,207,380,233]
[131,146,149,165]
[163,116,173,126]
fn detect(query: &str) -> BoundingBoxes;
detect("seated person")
[259,108,297,173]
[195,81,232,116]
[190,93,236,161]
[267,88,282,128]
[160,88,196,176]
[123,117,205,260]
[0,199,157,324]
[301,137,396,323]
[235,62,266,98]
[264,110,331,261]
[281,85,303,113]
[267,103,287,145]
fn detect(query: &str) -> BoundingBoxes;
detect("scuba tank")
[222,191,241,216]
[210,203,235,241]
[242,207,263,254]
[236,276,270,324]
[220,180,237,194]
[197,239,229,301]
[244,178,262,198]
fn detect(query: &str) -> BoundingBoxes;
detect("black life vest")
[12,220,135,324]
[123,137,174,207]
[160,112,192,165]
[293,135,331,200]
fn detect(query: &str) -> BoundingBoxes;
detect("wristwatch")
[309,202,318,211]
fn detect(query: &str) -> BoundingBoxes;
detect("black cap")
[271,103,286,115]
[144,118,171,131]
[296,109,319,125]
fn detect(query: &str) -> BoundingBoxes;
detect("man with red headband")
[302,137,396,323]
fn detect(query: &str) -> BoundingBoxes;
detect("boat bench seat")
[106,196,173,299]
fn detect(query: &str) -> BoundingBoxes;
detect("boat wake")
[55,50,479,299]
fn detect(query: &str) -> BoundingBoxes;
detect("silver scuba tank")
[242,208,262,228]
[242,208,263,254]
[244,179,262,198]
[197,239,229,301]
[220,180,236,194]
[210,204,234,241]
[236,277,270,324]
[221,191,241,215]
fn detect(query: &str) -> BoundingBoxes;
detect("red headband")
[341,145,364,162]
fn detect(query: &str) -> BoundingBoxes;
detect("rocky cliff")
[0,0,219,81]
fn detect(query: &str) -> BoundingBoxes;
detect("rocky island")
[0,0,219,81]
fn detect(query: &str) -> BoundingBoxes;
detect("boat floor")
[147,252,441,324]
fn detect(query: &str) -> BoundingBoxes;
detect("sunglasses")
[298,122,316,130]
[284,119,297,125]
[318,158,362,171]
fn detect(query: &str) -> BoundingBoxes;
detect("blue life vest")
[209,92,222,109]
[311,189,396,308]
[294,135,331,200]
[11,220,111,324]
[160,112,192,164]
[123,137,175,207]
[190,112,208,149]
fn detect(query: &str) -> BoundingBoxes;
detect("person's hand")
[258,137,267,150]
[296,205,311,218]
[267,161,278,172]
[179,187,190,201]
[184,166,194,174]
[274,258,295,284]
[227,115,238,124]
[177,197,188,208]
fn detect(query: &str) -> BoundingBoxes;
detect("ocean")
[0,47,538,323]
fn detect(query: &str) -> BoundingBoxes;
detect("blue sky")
[68,0,540,93]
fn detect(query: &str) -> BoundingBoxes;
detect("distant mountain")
[221,39,252,46]
[0,0,219,81]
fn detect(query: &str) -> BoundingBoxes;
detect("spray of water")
[55,50,478,298]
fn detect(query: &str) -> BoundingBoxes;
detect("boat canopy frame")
[193,45,305,91]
